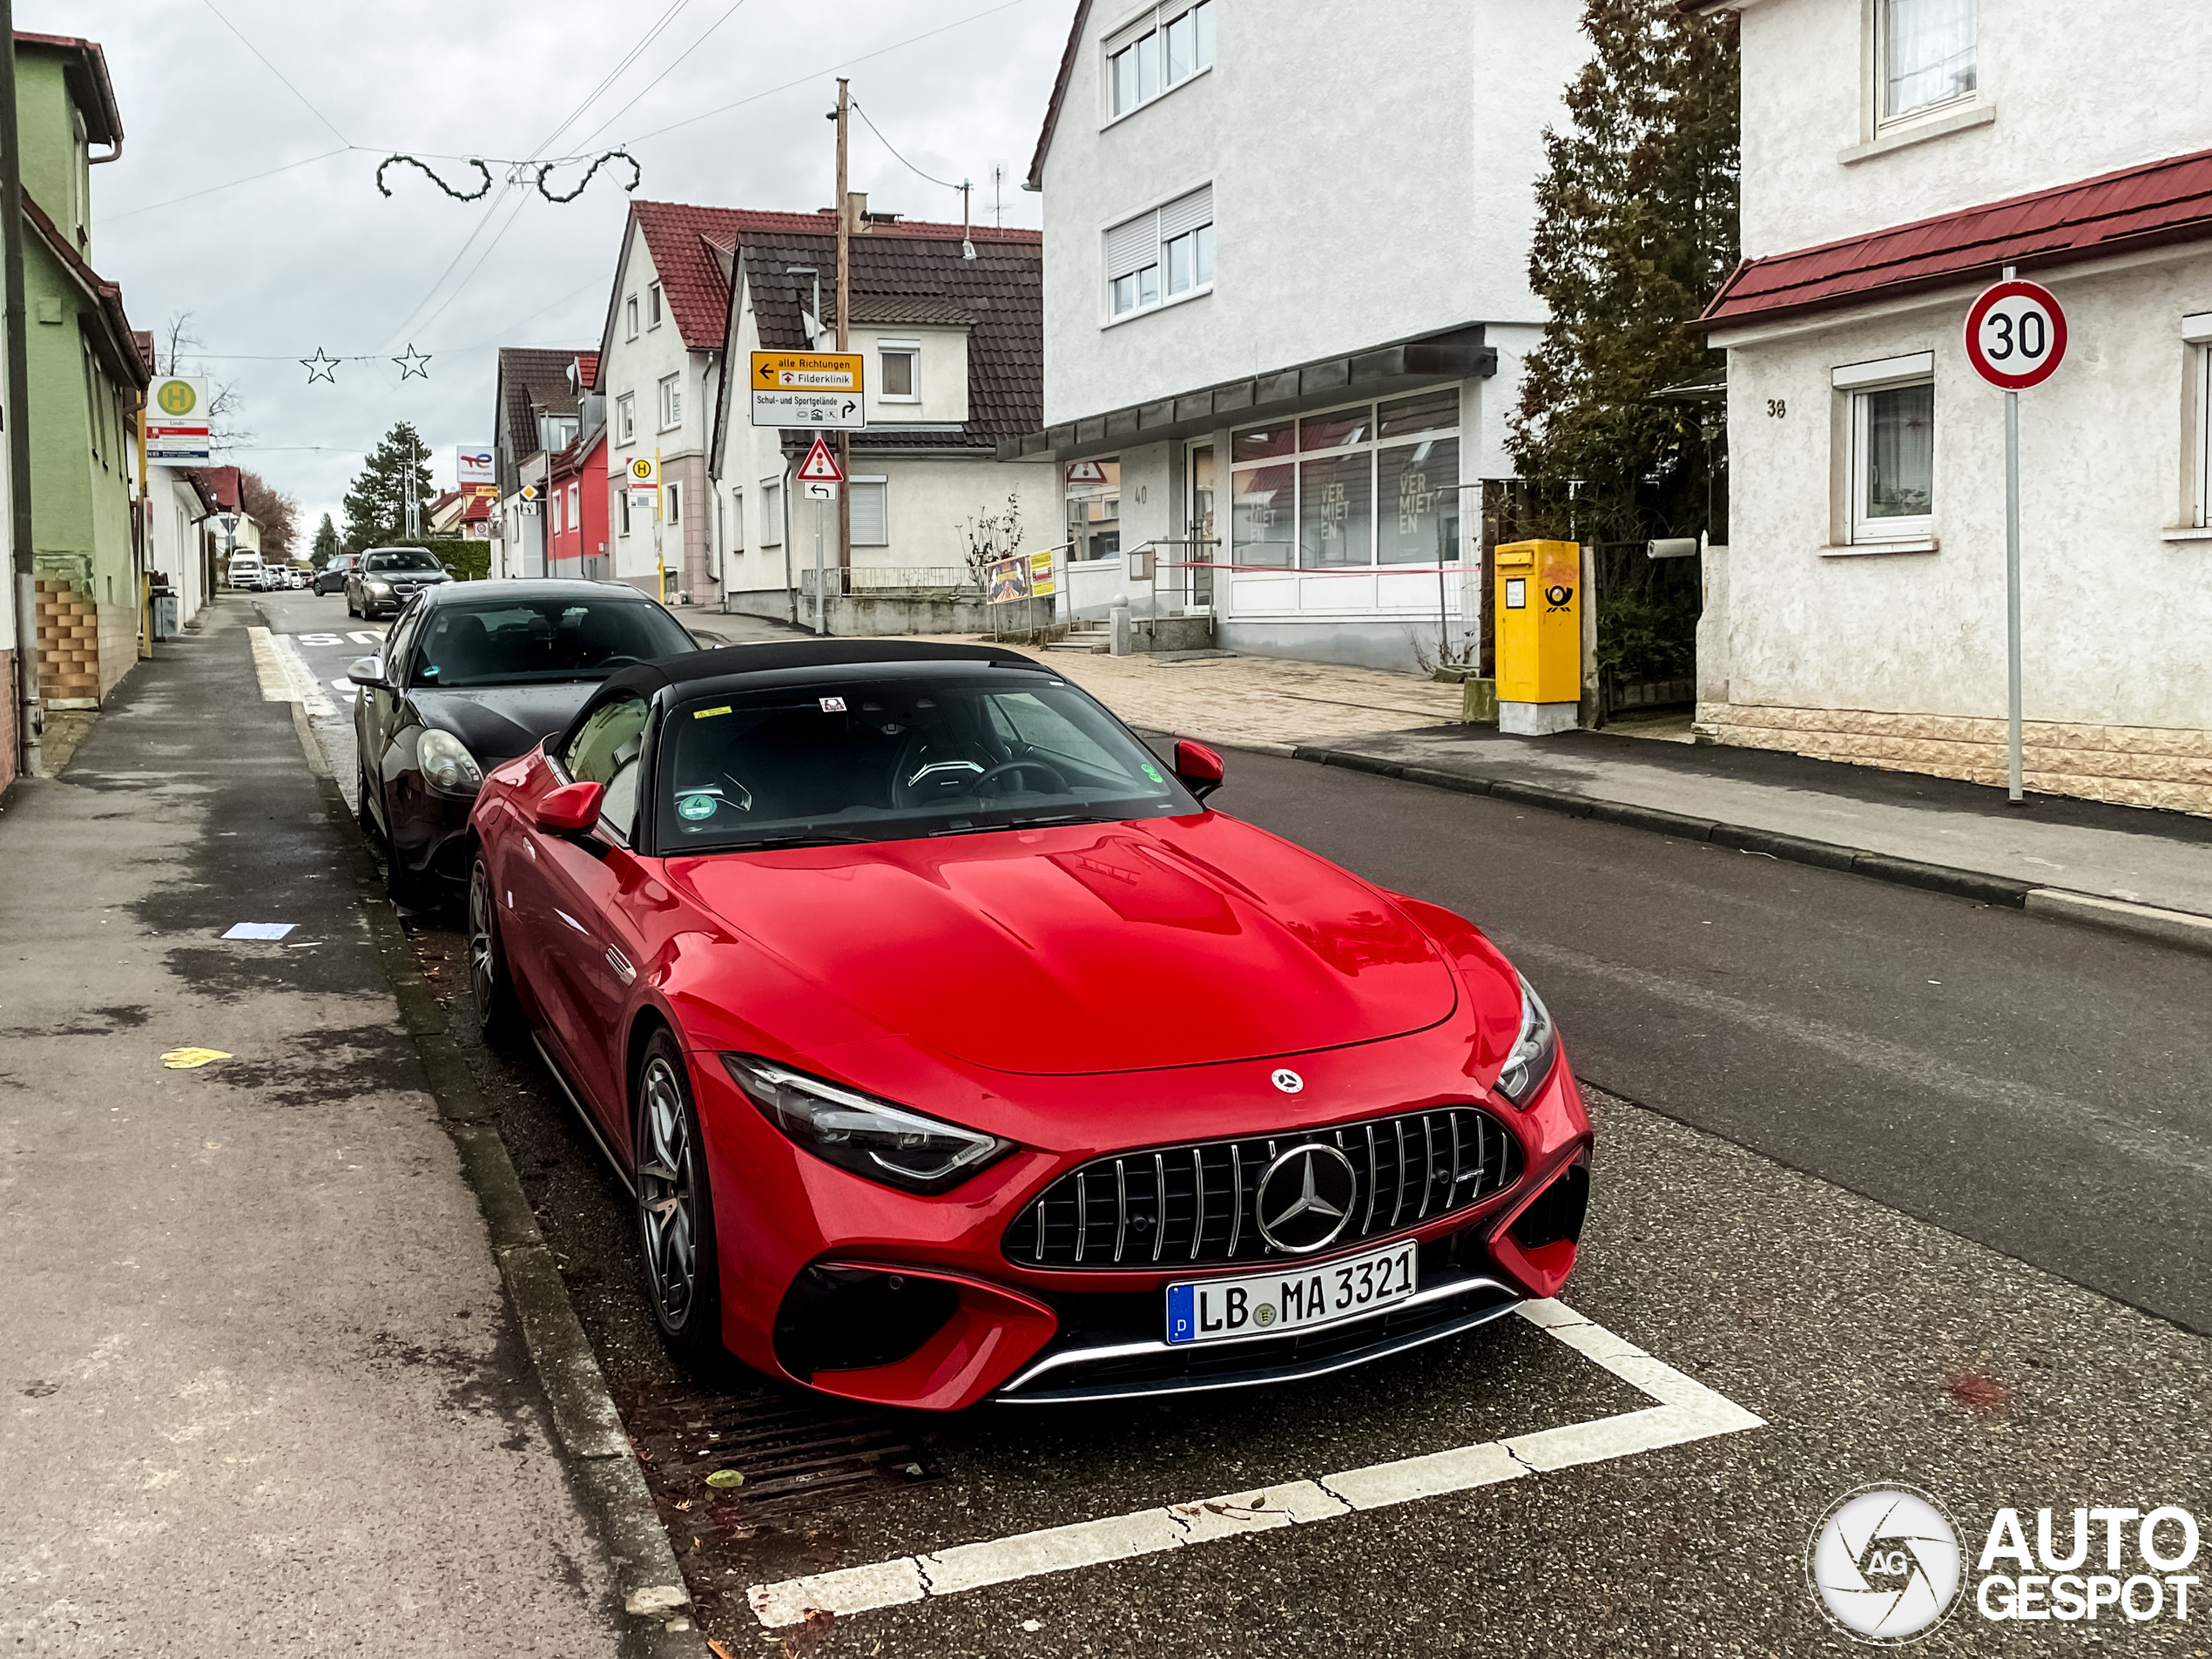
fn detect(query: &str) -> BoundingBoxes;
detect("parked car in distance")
[465,640,1592,1412]
[226,552,263,590]
[351,579,699,907]
[347,546,450,619]
[314,552,362,595]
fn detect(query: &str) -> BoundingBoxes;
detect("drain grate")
[616,1376,941,1521]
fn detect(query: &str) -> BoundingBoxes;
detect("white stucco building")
[1702,0,2212,814]
[704,209,1053,622]
[1008,0,1585,671]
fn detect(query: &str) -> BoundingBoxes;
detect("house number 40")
[1765,398,1787,417]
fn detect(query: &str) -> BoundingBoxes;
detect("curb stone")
[1288,744,2212,956]
[289,723,703,1656]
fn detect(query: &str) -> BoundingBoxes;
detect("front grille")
[1002,1106,1521,1270]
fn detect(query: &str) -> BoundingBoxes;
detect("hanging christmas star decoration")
[300,347,341,384]
[393,343,432,381]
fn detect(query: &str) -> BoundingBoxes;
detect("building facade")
[1010,0,1584,671]
[490,347,589,581]
[546,415,609,578]
[705,210,1052,622]
[1702,0,2212,813]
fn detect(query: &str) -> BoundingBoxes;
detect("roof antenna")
[961,177,975,260]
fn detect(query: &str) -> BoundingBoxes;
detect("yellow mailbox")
[1493,539,1582,714]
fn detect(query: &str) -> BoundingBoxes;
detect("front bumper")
[691,1036,1592,1413]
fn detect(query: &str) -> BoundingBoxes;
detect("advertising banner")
[456,446,495,486]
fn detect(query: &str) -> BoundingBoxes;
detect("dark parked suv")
[347,547,450,618]
[314,552,362,596]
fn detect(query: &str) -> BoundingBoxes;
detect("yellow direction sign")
[752,351,865,392]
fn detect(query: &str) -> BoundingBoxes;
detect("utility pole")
[404,431,420,541]
[833,78,851,608]
[1,4,40,779]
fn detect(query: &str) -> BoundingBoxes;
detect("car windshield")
[364,549,441,571]
[412,599,695,688]
[657,671,1195,848]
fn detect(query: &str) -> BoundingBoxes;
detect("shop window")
[1230,394,1463,570]
[1106,185,1213,320]
[1107,1,1212,119]
[1878,0,1976,126]
[851,479,889,545]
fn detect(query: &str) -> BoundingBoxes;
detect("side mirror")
[534,779,605,835]
[348,656,388,688]
[1174,738,1224,803]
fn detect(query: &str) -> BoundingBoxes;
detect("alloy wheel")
[466,863,497,1028]
[637,1056,698,1330]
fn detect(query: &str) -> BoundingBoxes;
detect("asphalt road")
[245,600,2212,1654]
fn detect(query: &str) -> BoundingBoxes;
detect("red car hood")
[665,813,1458,1076]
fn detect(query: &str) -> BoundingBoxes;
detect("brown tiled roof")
[495,346,590,462]
[624,199,1041,357]
[1706,145,2212,327]
[185,465,241,511]
[733,224,1042,453]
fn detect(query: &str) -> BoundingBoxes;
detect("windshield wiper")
[927,813,1110,837]
[718,830,874,851]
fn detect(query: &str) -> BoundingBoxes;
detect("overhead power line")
[199,0,351,148]
[850,100,962,192]
[101,147,350,224]
[572,0,756,153]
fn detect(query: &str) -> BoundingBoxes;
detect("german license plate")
[1164,1238,1417,1345]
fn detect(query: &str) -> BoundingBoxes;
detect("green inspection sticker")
[692,705,732,720]
[1141,763,1163,782]
[677,792,718,820]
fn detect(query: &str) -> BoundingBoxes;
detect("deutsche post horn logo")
[1806,1485,1965,1645]
[1542,583,1574,610]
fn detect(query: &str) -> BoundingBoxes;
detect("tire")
[346,590,358,618]
[466,854,527,1052]
[633,1029,725,1370]
[356,765,378,841]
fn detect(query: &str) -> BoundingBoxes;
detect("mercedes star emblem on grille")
[1254,1143,1359,1253]
[1271,1069,1304,1094]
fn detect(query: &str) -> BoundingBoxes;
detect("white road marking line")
[247,628,337,718]
[347,630,384,644]
[746,1298,1763,1628]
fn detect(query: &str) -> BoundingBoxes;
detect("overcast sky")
[54,0,1067,538]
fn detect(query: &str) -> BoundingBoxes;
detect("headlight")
[367,579,392,593]
[1494,973,1558,1107]
[721,1055,1013,1193]
[416,728,483,792]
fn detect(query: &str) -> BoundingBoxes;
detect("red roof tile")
[628,199,1039,354]
[1705,145,2212,328]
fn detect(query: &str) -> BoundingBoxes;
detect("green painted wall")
[15,51,90,255]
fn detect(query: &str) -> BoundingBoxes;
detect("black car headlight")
[417,728,483,792]
[1494,973,1559,1107]
[721,1055,1013,1193]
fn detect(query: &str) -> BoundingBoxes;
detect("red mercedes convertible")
[467,641,1590,1410]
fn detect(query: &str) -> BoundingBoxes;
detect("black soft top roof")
[601,638,1044,704]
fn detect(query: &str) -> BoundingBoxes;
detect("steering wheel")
[974,759,1069,797]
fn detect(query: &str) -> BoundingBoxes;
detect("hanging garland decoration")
[533,149,642,205]
[375,154,495,201]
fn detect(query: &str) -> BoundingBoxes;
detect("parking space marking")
[746,1298,1763,1628]
[247,628,336,718]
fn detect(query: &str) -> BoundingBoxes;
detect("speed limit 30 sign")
[1965,279,2067,390]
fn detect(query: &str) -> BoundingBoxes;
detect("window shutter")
[1103,13,1153,57]
[851,482,889,546]
[1104,211,1160,280]
[1160,183,1212,243]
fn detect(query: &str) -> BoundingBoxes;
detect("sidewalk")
[1012,644,2212,938]
[0,604,629,1654]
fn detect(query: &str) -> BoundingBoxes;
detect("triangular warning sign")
[796,436,844,483]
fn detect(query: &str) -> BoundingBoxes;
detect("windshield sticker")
[677,792,718,821]
[692,705,732,720]
[1141,763,1163,783]
[819,696,847,712]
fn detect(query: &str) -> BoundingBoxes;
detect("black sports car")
[351,580,699,906]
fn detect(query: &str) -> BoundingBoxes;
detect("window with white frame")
[1836,354,1936,543]
[618,482,632,536]
[616,392,636,443]
[732,489,746,550]
[1107,0,1214,119]
[851,477,889,545]
[550,489,562,536]
[879,345,917,400]
[648,282,664,328]
[2188,314,2212,528]
[658,373,682,430]
[666,481,683,528]
[1878,0,1977,126]
[1106,184,1213,320]
[568,482,580,524]
[625,294,640,340]
[760,482,782,545]
[1228,389,1461,570]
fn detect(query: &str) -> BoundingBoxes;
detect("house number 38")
[1766,398,1787,417]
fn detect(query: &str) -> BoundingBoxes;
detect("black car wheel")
[466,854,526,1051]
[634,1029,725,1368]
[346,590,359,618]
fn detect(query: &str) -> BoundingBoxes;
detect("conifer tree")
[341,423,436,552]
[1507,0,1739,547]
[311,513,340,568]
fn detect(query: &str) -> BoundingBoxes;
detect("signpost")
[455,446,495,487]
[1965,272,2067,802]
[145,376,211,462]
[796,437,845,634]
[750,350,866,429]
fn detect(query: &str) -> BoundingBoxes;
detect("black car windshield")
[657,671,1195,848]
[412,599,695,688]
[363,549,442,572]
